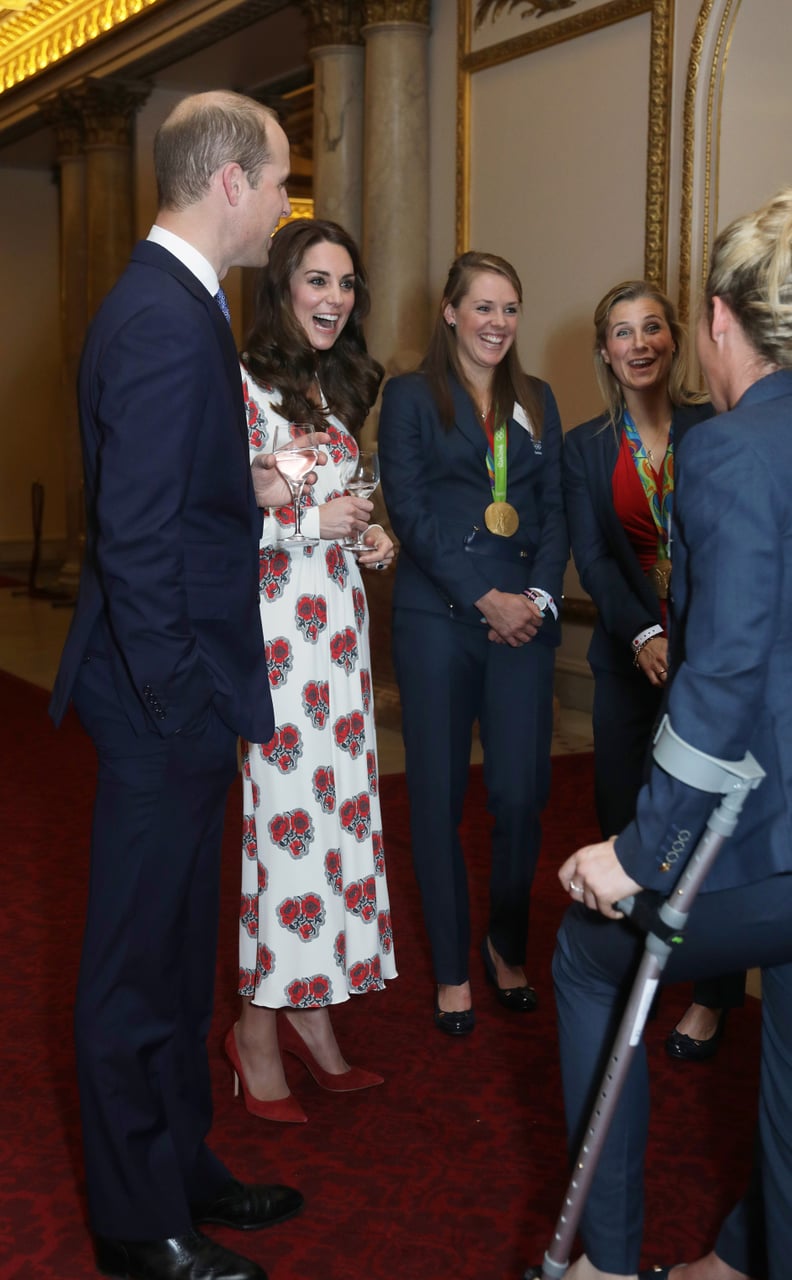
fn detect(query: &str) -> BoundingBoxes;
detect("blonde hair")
[592,280,703,429]
[705,187,792,368]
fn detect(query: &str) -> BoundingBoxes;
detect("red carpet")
[0,670,760,1279]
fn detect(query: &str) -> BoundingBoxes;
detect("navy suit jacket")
[50,240,273,745]
[379,371,567,643]
[616,369,792,894]
[563,402,713,672]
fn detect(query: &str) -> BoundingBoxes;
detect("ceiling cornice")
[0,0,289,138]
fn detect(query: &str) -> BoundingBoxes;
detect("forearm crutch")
[525,714,766,1280]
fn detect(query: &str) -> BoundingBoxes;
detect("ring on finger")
[569,881,583,894]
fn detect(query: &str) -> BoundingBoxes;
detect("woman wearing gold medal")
[563,279,745,1060]
[379,251,567,1034]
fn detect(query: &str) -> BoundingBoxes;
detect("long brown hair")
[420,251,545,437]
[243,218,383,433]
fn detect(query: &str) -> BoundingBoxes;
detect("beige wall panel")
[0,166,63,555]
[467,13,651,435]
[428,0,460,302]
[717,0,792,231]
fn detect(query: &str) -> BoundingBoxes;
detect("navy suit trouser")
[552,874,792,1277]
[72,653,238,1239]
[392,607,555,986]
[592,662,745,1014]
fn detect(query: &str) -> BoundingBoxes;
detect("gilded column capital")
[71,78,151,147]
[361,0,430,27]
[38,90,85,158]
[301,1,364,47]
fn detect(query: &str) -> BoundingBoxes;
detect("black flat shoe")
[192,1178,304,1231]
[638,1268,672,1279]
[95,1229,267,1279]
[433,993,475,1036]
[665,1010,726,1062]
[480,938,538,1012]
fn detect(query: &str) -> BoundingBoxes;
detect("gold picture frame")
[456,0,672,288]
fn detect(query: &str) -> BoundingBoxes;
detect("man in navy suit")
[50,91,304,1280]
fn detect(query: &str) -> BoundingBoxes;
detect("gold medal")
[648,559,672,600]
[484,501,519,537]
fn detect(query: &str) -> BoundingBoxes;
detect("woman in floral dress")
[225,219,396,1123]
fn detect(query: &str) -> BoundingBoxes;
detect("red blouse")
[612,429,667,630]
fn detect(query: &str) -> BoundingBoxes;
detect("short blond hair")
[705,187,792,368]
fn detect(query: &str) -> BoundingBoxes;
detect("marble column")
[361,0,431,391]
[302,2,365,244]
[75,80,150,320]
[38,93,87,587]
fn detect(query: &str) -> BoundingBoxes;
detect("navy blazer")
[563,402,713,671]
[50,240,274,745]
[616,369,792,893]
[379,371,567,643]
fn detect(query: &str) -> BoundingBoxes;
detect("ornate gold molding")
[0,0,166,96]
[456,0,672,289]
[361,0,429,25]
[301,0,363,47]
[678,1,715,324]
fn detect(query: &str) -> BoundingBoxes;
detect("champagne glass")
[272,422,320,548]
[344,449,381,553]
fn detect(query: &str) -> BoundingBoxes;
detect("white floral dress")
[238,371,397,1008]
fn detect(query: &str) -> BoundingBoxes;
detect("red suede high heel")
[278,1015,384,1092]
[223,1024,307,1123]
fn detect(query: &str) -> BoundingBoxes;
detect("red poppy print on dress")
[360,668,371,715]
[295,593,327,643]
[329,626,358,675]
[333,710,365,759]
[268,808,314,859]
[257,943,275,982]
[366,748,378,795]
[343,873,377,922]
[243,380,270,450]
[240,893,258,939]
[259,546,291,602]
[325,541,349,591]
[274,503,297,533]
[312,765,336,813]
[259,722,303,774]
[242,813,257,860]
[257,860,268,894]
[302,679,330,729]
[347,955,384,993]
[266,636,293,689]
[239,966,256,998]
[377,909,394,954]
[277,891,326,941]
[372,829,385,875]
[284,974,334,1009]
[352,586,366,632]
[327,423,357,469]
[339,791,371,841]
[333,931,346,972]
[324,847,343,895]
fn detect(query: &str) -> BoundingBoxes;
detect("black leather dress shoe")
[638,1267,672,1279]
[94,1228,267,1279]
[192,1179,303,1231]
[481,938,538,1012]
[433,993,475,1036]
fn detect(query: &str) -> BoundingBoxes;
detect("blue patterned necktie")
[215,285,231,324]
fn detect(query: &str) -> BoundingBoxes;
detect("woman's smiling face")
[289,241,355,351]
[600,297,676,395]
[443,270,519,380]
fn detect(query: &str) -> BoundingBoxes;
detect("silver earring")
[449,321,456,329]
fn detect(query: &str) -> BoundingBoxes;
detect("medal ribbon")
[483,411,508,502]
[622,410,674,559]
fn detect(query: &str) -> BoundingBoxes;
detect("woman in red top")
[563,280,743,1058]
